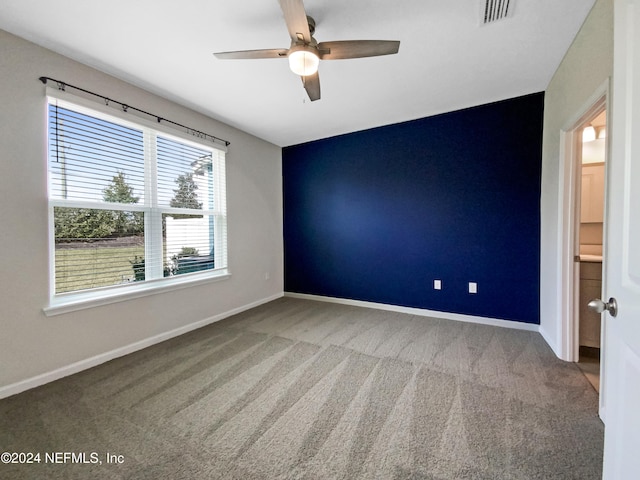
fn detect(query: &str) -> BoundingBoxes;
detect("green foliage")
[169,246,199,273]
[55,172,143,240]
[170,173,202,210]
[129,255,173,281]
[103,171,144,236]
[170,246,213,275]
[130,255,146,282]
[177,246,199,256]
[103,171,139,203]
[54,208,115,240]
[54,171,205,241]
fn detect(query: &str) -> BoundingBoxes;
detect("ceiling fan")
[214,0,400,102]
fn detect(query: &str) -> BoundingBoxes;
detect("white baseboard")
[538,324,562,360]
[285,292,540,332]
[599,405,606,425]
[0,292,284,399]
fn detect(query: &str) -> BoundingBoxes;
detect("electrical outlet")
[264,272,270,280]
[434,279,442,290]
[469,282,477,294]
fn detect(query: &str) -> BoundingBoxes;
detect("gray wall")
[539,0,613,354]
[0,30,283,392]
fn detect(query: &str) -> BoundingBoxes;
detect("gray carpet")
[0,297,604,479]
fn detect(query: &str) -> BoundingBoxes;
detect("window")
[46,96,227,309]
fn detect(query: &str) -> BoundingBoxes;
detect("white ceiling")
[0,0,595,147]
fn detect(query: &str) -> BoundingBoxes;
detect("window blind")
[47,98,227,296]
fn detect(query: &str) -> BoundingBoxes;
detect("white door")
[601,0,640,477]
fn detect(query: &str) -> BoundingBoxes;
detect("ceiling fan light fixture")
[288,46,319,76]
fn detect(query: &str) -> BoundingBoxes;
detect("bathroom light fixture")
[288,46,319,76]
[582,125,596,142]
[597,127,606,139]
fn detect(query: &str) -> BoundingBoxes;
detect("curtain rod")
[39,76,230,147]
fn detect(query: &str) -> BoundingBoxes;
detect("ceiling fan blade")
[302,72,320,101]
[214,48,289,60]
[318,40,400,60]
[278,0,312,44]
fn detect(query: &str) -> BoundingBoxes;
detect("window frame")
[44,89,230,317]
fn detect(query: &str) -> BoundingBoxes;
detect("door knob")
[588,297,618,317]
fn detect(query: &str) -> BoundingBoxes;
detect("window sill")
[43,269,231,317]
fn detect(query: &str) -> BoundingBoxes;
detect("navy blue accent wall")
[283,92,543,324]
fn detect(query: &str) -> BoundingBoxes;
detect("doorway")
[575,108,606,392]
[558,84,609,420]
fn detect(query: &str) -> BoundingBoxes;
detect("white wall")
[583,138,607,164]
[0,30,283,392]
[539,0,613,354]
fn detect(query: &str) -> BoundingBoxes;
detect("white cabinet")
[579,261,602,348]
[581,163,605,223]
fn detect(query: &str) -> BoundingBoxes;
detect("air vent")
[481,0,513,24]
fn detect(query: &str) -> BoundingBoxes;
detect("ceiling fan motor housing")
[307,15,316,35]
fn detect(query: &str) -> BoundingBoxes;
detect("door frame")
[557,79,610,418]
